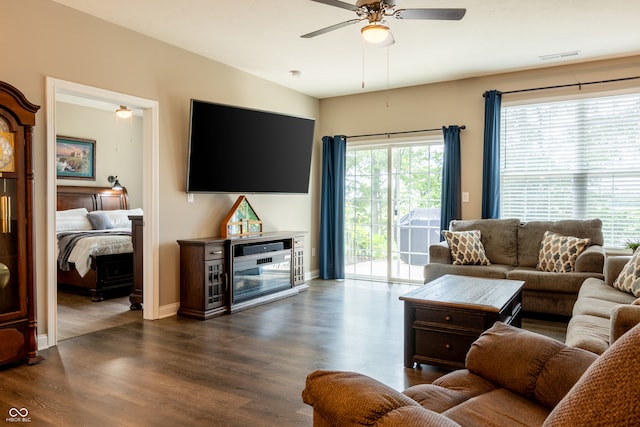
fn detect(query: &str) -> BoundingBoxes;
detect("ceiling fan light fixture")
[361,23,391,45]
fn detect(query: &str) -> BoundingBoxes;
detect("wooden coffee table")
[399,274,524,370]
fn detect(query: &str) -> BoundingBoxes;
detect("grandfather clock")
[0,81,41,366]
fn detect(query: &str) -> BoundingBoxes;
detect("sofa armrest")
[610,304,640,344]
[604,255,633,286]
[574,245,604,273]
[465,322,597,409]
[301,370,459,426]
[429,241,452,264]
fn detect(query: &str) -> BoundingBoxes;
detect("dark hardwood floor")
[1,279,566,426]
[57,289,141,341]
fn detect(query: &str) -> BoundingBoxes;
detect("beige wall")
[319,56,640,219]
[56,102,144,208]
[3,0,320,337]
[3,0,639,340]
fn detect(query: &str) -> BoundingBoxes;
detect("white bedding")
[62,228,133,277]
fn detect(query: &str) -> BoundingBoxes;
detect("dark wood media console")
[177,231,306,320]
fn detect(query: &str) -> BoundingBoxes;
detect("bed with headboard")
[56,185,142,303]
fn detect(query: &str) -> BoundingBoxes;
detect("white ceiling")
[51,0,640,99]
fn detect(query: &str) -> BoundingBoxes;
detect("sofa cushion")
[571,296,619,319]
[564,314,610,354]
[536,231,590,273]
[302,370,460,427]
[302,370,420,423]
[465,322,596,409]
[578,277,637,305]
[507,267,590,294]
[405,370,496,413]
[424,263,512,283]
[517,219,603,268]
[543,324,640,426]
[443,388,549,427]
[612,249,640,296]
[442,230,491,265]
[449,218,519,266]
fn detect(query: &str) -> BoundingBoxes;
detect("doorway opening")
[45,78,160,347]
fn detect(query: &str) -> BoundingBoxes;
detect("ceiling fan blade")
[301,19,362,38]
[309,0,359,12]
[395,8,467,21]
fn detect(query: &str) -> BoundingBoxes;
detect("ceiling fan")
[301,0,466,47]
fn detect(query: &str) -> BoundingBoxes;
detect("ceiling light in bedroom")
[115,105,132,119]
[108,175,123,190]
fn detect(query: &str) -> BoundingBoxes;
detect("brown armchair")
[302,322,640,426]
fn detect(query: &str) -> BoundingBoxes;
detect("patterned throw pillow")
[612,250,640,297]
[537,231,591,273]
[442,229,491,266]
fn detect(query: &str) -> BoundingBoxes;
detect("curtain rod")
[347,125,465,139]
[487,75,640,96]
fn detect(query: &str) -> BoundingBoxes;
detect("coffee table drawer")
[414,306,486,330]
[414,329,477,367]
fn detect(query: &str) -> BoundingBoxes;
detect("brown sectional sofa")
[302,322,640,426]
[425,218,605,317]
[565,255,640,354]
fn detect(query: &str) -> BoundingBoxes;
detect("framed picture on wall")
[56,135,96,180]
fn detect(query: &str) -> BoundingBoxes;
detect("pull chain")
[386,47,390,107]
[361,38,365,89]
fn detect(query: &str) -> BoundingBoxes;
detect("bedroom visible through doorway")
[46,77,160,348]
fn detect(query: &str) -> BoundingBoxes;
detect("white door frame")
[45,77,160,347]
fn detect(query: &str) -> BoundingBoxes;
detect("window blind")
[500,92,640,247]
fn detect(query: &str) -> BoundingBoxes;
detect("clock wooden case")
[0,81,41,366]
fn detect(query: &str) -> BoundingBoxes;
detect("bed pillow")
[442,229,491,265]
[91,208,143,229]
[56,208,92,232]
[87,212,115,230]
[537,231,591,273]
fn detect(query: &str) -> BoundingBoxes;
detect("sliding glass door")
[345,140,443,282]
[345,148,388,278]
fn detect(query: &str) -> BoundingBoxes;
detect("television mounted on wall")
[186,99,316,194]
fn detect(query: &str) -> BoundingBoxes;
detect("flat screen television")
[186,99,316,193]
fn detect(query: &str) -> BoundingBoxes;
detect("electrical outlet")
[462,192,469,203]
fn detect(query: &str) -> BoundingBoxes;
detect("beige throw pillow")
[612,250,640,297]
[442,229,491,266]
[537,231,590,273]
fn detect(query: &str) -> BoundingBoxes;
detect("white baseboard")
[158,302,180,319]
[38,335,50,351]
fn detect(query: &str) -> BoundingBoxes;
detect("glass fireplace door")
[232,249,292,304]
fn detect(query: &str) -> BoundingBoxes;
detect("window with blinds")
[500,92,640,248]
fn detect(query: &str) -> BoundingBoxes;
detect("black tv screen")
[186,99,316,193]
